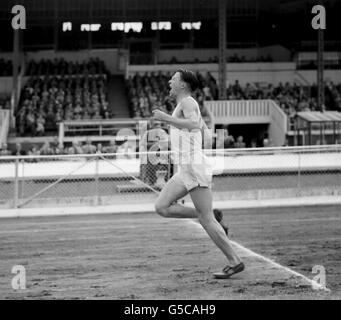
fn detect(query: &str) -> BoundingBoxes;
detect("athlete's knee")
[197,211,214,227]
[154,202,170,218]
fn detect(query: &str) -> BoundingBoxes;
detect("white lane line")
[187,220,331,293]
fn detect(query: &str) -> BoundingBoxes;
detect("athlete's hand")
[152,109,167,122]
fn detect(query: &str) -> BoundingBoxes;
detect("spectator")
[117,141,135,159]
[250,139,257,148]
[263,138,270,147]
[216,128,235,149]
[26,111,36,136]
[54,143,65,155]
[12,142,26,156]
[234,136,246,148]
[106,140,117,154]
[139,120,170,186]
[0,143,11,156]
[96,143,104,153]
[68,141,84,154]
[28,145,40,156]
[36,114,46,136]
[40,141,54,155]
[82,138,96,154]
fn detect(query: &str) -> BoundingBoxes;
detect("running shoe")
[213,262,245,279]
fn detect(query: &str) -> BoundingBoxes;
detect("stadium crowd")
[15,58,110,136]
[126,71,218,119]
[127,71,341,127]
[158,53,273,65]
[0,138,121,158]
[2,58,340,152]
[25,57,108,76]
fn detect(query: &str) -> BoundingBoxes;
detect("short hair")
[176,69,199,92]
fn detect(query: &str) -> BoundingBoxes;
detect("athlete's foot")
[213,262,245,279]
[213,209,229,236]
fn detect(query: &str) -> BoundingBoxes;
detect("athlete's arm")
[152,99,201,130]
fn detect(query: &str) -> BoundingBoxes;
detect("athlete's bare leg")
[189,186,242,266]
[155,175,197,218]
[155,176,230,231]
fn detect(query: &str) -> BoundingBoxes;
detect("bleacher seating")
[126,71,218,118]
[16,58,110,136]
[126,72,341,127]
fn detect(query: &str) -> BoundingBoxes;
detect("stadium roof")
[297,111,341,123]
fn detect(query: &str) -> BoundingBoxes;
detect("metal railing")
[0,145,340,209]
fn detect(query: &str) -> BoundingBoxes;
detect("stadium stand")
[158,53,273,65]
[15,58,111,136]
[126,71,219,118]
[126,70,341,130]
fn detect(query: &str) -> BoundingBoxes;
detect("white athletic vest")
[170,96,207,166]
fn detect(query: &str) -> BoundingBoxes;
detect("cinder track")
[0,205,340,299]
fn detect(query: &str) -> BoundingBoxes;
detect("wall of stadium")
[297,70,341,85]
[129,62,296,86]
[0,49,128,75]
[158,45,291,63]
[129,63,341,86]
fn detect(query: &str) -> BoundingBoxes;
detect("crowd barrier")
[0,145,340,209]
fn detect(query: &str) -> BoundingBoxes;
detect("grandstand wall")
[128,62,294,86]
[128,62,341,86]
[2,49,341,87]
[0,49,128,75]
[158,45,291,63]
[298,70,341,85]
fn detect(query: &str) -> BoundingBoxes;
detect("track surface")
[0,205,340,299]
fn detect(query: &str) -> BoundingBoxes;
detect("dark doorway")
[227,123,269,147]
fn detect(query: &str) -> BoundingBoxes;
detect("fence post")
[20,159,24,200]
[297,152,301,197]
[95,155,100,206]
[13,158,19,208]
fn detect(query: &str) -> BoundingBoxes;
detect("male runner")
[152,69,244,279]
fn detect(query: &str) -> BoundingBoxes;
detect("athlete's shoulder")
[179,96,198,111]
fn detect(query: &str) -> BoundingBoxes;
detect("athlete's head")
[168,69,199,97]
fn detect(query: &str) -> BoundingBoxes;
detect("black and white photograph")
[0,0,340,304]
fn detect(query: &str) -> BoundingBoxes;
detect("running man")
[152,69,244,279]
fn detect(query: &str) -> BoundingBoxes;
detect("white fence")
[0,145,340,209]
